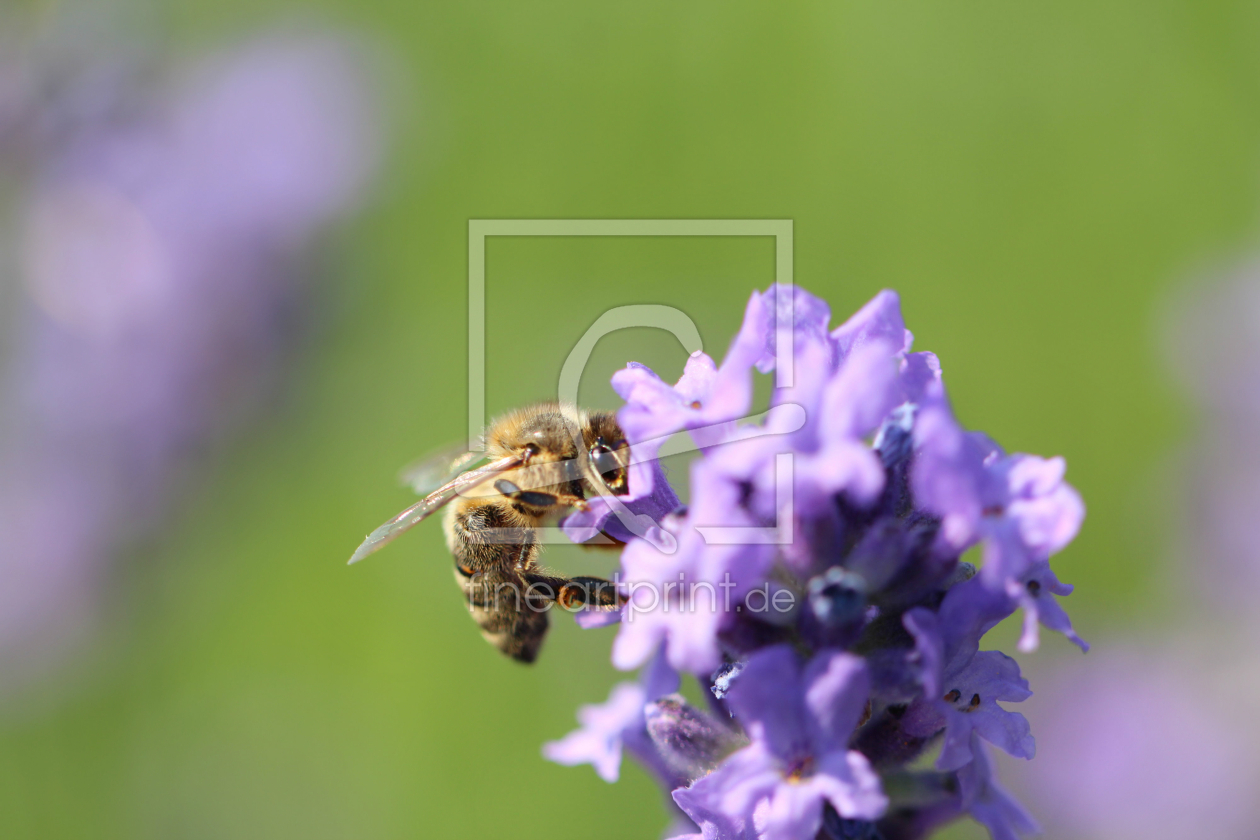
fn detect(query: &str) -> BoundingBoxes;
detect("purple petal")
[935,575,1018,667]
[682,459,778,585]
[723,290,774,375]
[642,647,683,699]
[977,522,1039,589]
[701,291,771,422]
[936,710,980,771]
[785,339,903,511]
[674,742,781,826]
[970,704,1035,761]
[899,351,943,403]
[831,289,912,359]
[1005,452,1065,495]
[611,605,669,672]
[573,606,623,629]
[936,651,1034,769]
[542,681,646,782]
[604,539,675,669]
[949,650,1032,703]
[902,608,944,699]
[796,439,887,512]
[612,362,695,446]
[812,749,889,821]
[671,784,757,840]
[820,339,903,439]
[612,539,729,675]
[911,402,987,548]
[957,734,1039,840]
[562,457,681,545]
[1006,464,1084,556]
[802,652,870,752]
[765,334,835,450]
[725,645,810,760]
[1011,562,1088,653]
[613,352,749,458]
[676,351,721,404]
[758,779,826,840]
[738,284,835,374]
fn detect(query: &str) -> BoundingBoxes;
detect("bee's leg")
[577,534,626,550]
[495,479,588,511]
[567,574,619,607]
[520,572,621,609]
[519,572,565,606]
[559,576,624,609]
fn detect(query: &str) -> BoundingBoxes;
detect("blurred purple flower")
[0,29,380,680]
[1017,648,1258,840]
[1165,266,1260,604]
[974,261,1260,840]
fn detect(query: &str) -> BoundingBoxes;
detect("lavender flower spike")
[548,284,1086,840]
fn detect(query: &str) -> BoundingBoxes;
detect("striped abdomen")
[444,499,551,663]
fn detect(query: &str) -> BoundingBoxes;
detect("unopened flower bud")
[644,694,744,783]
[802,567,869,648]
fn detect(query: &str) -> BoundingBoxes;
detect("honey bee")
[349,403,631,663]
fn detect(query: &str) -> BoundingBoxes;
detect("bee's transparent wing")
[398,444,486,495]
[348,454,521,565]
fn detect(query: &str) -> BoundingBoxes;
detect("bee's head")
[484,405,630,500]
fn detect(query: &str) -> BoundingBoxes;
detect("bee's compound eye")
[590,444,620,477]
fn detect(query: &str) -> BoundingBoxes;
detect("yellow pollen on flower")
[785,756,815,783]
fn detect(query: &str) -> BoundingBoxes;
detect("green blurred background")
[4,1,1259,838]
